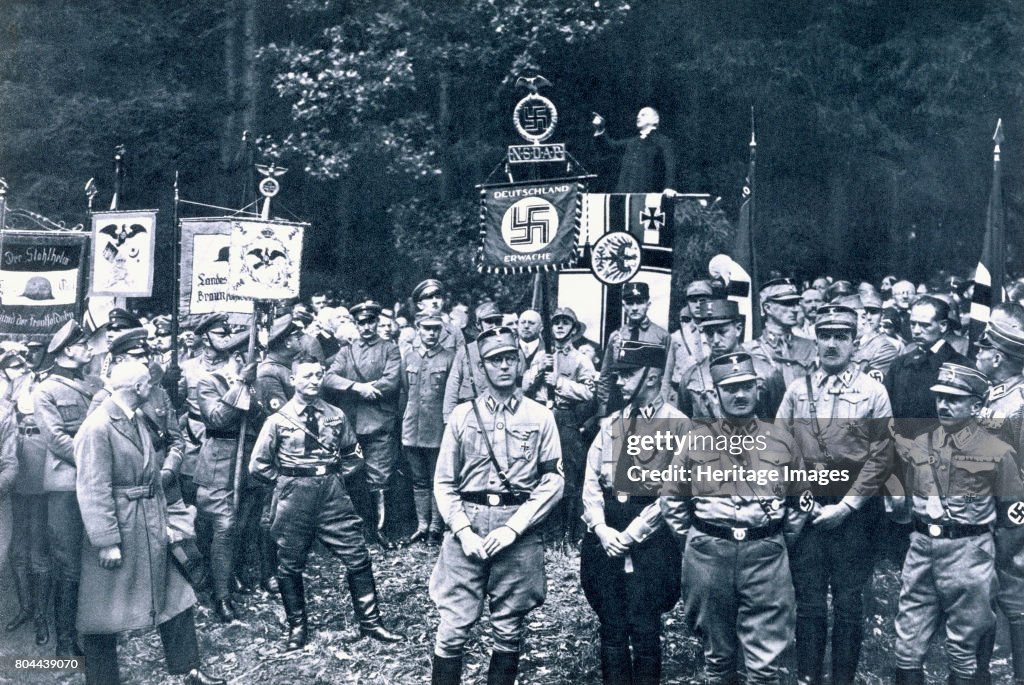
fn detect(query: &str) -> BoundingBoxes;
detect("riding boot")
[32,572,51,645]
[277,574,307,651]
[4,565,33,631]
[346,565,403,642]
[976,625,995,685]
[428,493,444,541]
[796,616,827,685]
[831,618,864,685]
[485,650,520,685]
[405,488,431,545]
[369,489,396,549]
[947,672,974,685]
[54,580,82,657]
[259,535,279,593]
[431,654,463,685]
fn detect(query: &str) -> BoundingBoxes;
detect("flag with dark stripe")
[969,119,1005,354]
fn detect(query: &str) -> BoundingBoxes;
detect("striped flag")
[969,119,1005,353]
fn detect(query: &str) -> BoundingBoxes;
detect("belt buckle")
[732,527,747,541]
[486,494,501,506]
[616,495,629,504]
[928,524,943,538]
[314,464,327,476]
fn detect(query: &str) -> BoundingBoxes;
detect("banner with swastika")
[478,178,586,274]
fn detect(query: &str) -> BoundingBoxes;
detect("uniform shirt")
[324,335,401,435]
[597,318,670,408]
[33,366,97,492]
[521,341,596,408]
[255,353,294,414]
[179,354,224,419]
[0,403,17,496]
[885,339,967,435]
[9,372,47,495]
[660,419,807,540]
[581,397,681,543]
[744,329,818,388]
[979,375,1024,465]
[401,343,455,448]
[435,390,564,536]
[443,342,527,422]
[852,331,898,380]
[197,368,258,438]
[664,325,710,403]
[679,353,785,420]
[776,365,893,503]
[250,397,360,481]
[895,423,1024,525]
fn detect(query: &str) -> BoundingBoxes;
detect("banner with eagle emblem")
[89,209,157,296]
[228,220,305,300]
[478,178,585,273]
[178,218,253,322]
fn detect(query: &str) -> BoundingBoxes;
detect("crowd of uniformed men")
[2,272,1024,685]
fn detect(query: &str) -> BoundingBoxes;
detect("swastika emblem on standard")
[500,197,558,253]
[799,490,815,513]
[1009,501,1024,526]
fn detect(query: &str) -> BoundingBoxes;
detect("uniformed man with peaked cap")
[430,326,563,685]
[32,319,98,656]
[255,314,304,415]
[892,362,1024,685]
[776,304,893,685]
[412,278,465,352]
[663,351,807,685]
[581,339,680,684]
[678,299,785,420]
[845,291,898,380]
[745,278,817,387]
[442,301,519,421]
[663,281,713,405]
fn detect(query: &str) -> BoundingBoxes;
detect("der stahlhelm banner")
[478,177,585,274]
[0,231,87,339]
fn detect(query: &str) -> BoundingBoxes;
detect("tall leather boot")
[276,574,307,651]
[369,490,396,550]
[795,616,827,685]
[599,641,633,685]
[405,489,432,545]
[831,618,863,685]
[947,672,974,685]
[1010,621,1024,683]
[485,650,520,685]
[431,654,463,685]
[893,668,925,685]
[5,565,33,631]
[259,534,279,594]
[428,493,444,544]
[54,580,82,657]
[632,631,661,685]
[346,565,404,642]
[32,572,51,646]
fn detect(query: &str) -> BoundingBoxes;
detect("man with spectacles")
[32,319,99,657]
[745,278,817,387]
[324,301,402,549]
[430,326,563,685]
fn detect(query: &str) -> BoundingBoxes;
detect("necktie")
[629,325,640,342]
[303,405,319,455]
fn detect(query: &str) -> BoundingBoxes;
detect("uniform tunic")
[401,343,455,491]
[892,424,1024,675]
[597,319,669,414]
[851,331,898,380]
[679,353,785,420]
[430,390,564,657]
[744,329,817,389]
[663,324,709,406]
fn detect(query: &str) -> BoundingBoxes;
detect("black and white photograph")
[1,1,1023,684]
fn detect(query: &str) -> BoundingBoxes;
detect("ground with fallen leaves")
[0,543,1014,684]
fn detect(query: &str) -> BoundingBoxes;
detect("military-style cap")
[826,280,855,302]
[860,291,883,310]
[983,319,1024,360]
[152,316,172,336]
[477,326,518,359]
[350,301,382,323]
[931,362,989,397]
[759,278,800,306]
[379,308,395,321]
[47,319,86,355]
[814,304,858,331]
[108,308,141,332]
[551,307,579,326]
[685,280,714,299]
[621,281,650,303]
[193,313,228,337]
[415,312,444,327]
[292,309,314,328]
[833,295,863,310]
[614,340,667,370]
[474,301,502,322]
[881,307,902,327]
[266,314,303,347]
[412,279,444,302]
[0,351,26,371]
[210,328,249,354]
[710,352,758,386]
[694,299,740,327]
[108,328,150,357]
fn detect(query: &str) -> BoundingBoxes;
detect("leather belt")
[114,484,156,500]
[604,493,658,506]
[912,518,989,540]
[187,412,204,423]
[17,426,40,436]
[278,462,341,477]
[692,517,783,542]
[461,492,527,506]
[206,428,244,440]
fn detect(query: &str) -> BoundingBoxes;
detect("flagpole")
[168,171,182,405]
[968,118,1005,355]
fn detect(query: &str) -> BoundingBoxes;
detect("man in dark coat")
[74,361,222,685]
[592,107,677,194]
